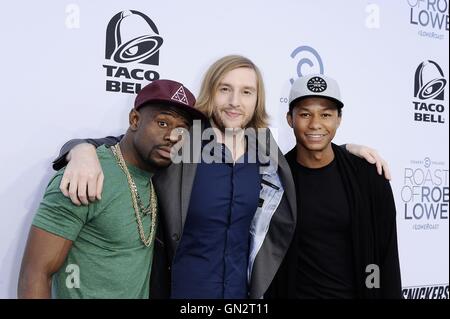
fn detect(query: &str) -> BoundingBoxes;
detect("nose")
[167,127,185,143]
[308,115,322,130]
[229,91,240,108]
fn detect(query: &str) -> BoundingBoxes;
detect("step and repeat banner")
[0,1,448,299]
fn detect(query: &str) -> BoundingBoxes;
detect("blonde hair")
[195,55,269,129]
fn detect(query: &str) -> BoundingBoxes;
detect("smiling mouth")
[224,110,242,119]
[305,133,326,141]
[306,134,326,137]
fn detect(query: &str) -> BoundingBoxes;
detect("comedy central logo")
[280,46,324,104]
[412,60,447,124]
[103,10,163,94]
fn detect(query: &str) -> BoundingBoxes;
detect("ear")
[286,112,293,128]
[129,109,140,131]
[337,113,342,128]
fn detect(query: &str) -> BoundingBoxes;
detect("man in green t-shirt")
[18,79,205,298]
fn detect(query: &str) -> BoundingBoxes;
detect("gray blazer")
[153,128,296,298]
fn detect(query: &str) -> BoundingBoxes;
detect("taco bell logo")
[105,10,163,65]
[412,60,447,124]
[103,10,163,94]
[415,60,446,100]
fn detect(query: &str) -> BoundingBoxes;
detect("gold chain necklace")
[110,144,157,247]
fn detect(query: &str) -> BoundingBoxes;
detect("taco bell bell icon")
[105,10,163,65]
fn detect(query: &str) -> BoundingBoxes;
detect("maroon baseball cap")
[134,79,206,121]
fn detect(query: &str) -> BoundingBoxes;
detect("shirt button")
[172,233,180,241]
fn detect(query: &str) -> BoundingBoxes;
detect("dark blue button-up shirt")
[171,143,261,298]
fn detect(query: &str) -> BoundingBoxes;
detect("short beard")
[135,142,165,171]
[211,109,251,133]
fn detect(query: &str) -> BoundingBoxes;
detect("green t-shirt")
[33,145,156,299]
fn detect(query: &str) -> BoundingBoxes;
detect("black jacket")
[268,144,402,298]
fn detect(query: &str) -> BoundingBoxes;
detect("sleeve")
[375,177,403,298]
[52,135,124,171]
[32,171,97,241]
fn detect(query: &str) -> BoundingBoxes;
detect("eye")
[220,86,230,93]
[299,113,310,118]
[243,90,253,96]
[158,121,168,128]
[322,113,332,118]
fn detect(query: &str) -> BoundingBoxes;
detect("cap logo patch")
[171,85,189,105]
[307,76,327,93]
